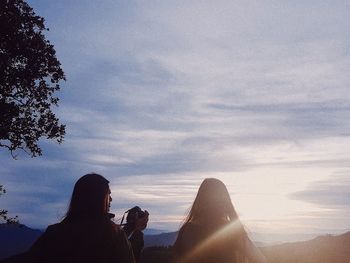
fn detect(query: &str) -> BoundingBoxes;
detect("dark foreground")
[1,224,350,263]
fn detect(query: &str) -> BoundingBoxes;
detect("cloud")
[290,171,350,207]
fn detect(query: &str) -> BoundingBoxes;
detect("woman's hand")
[135,210,149,231]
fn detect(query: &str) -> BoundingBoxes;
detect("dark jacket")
[28,217,135,263]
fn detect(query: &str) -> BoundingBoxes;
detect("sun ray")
[176,219,245,263]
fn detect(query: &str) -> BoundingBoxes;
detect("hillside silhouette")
[0,224,42,260]
[262,231,350,263]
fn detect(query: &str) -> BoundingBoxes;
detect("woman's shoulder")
[111,221,132,236]
[177,221,203,245]
[43,222,66,236]
[181,221,200,233]
[110,220,121,230]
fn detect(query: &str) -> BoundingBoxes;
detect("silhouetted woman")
[121,206,149,262]
[28,173,135,263]
[173,178,267,263]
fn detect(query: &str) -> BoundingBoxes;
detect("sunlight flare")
[176,219,244,263]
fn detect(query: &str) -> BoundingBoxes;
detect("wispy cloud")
[290,171,350,207]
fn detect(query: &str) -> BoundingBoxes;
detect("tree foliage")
[0,0,66,157]
[0,185,19,224]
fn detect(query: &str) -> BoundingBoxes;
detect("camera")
[121,206,149,225]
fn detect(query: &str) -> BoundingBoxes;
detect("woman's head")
[186,178,238,223]
[65,173,111,221]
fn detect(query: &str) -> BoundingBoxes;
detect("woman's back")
[174,220,244,263]
[29,217,134,263]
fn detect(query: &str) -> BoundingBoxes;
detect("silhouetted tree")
[0,185,18,224]
[0,0,66,158]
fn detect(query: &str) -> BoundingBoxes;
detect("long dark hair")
[64,173,110,222]
[174,178,247,263]
[184,178,239,224]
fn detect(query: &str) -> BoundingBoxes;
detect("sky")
[1,0,350,243]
